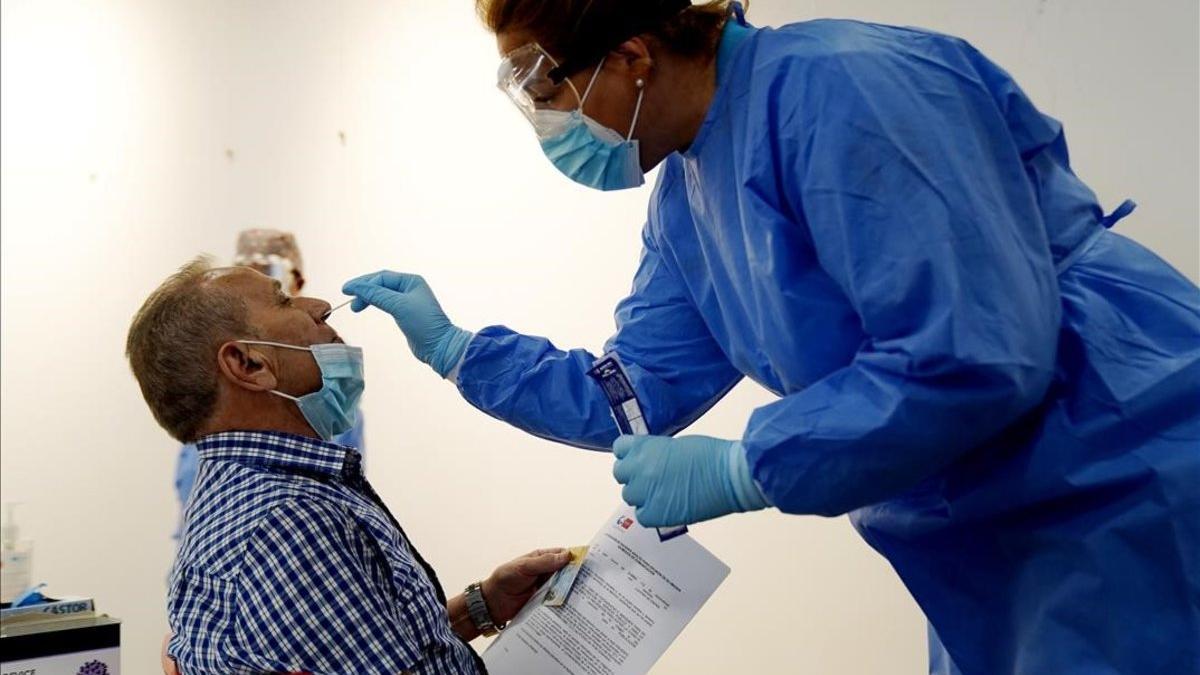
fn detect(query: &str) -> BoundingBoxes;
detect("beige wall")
[1,1,1195,674]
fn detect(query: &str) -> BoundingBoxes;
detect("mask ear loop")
[238,339,312,352]
[573,56,643,141]
[627,78,646,141]
[237,340,310,401]
[579,56,607,108]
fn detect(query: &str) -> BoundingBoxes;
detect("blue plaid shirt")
[167,431,483,674]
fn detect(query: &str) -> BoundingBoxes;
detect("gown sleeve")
[457,183,743,451]
[744,43,1061,515]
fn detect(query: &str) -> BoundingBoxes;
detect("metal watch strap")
[465,582,502,636]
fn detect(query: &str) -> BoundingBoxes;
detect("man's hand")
[481,548,572,625]
[161,632,179,675]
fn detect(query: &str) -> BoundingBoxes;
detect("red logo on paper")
[616,517,634,530]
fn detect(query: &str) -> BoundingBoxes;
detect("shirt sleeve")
[743,43,1061,516]
[228,498,421,674]
[457,177,743,450]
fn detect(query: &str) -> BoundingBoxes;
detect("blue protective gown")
[458,18,1200,674]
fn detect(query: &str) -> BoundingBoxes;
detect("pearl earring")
[636,78,645,89]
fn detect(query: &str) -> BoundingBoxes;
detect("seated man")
[171,228,367,544]
[127,257,568,674]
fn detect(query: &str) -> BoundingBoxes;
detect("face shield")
[234,229,303,293]
[497,43,586,139]
[235,253,296,289]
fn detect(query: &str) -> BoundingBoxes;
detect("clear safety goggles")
[497,43,590,136]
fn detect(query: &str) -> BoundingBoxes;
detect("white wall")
[1,1,1195,674]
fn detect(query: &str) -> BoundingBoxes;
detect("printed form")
[483,507,729,675]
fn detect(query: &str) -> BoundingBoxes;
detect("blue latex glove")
[342,271,472,378]
[612,434,770,527]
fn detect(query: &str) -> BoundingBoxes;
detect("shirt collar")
[715,10,754,85]
[195,430,363,484]
[684,12,756,160]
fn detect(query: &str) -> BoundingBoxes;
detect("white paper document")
[483,507,730,675]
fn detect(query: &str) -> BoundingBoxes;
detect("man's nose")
[297,297,332,322]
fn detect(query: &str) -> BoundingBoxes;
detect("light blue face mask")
[239,340,364,442]
[536,57,646,191]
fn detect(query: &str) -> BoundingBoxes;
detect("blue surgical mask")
[239,340,364,442]
[536,57,646,191]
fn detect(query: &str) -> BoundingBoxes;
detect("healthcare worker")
[344,1,1200,672]
[172,229,366,539]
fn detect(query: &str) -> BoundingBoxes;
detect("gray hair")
[126,256,255,441]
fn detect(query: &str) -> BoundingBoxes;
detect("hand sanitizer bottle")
[1,503,33,604]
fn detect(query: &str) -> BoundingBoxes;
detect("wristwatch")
[464,581,504,637]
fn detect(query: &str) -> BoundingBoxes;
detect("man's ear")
[216,342,278,392]
[611,36,654,81]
